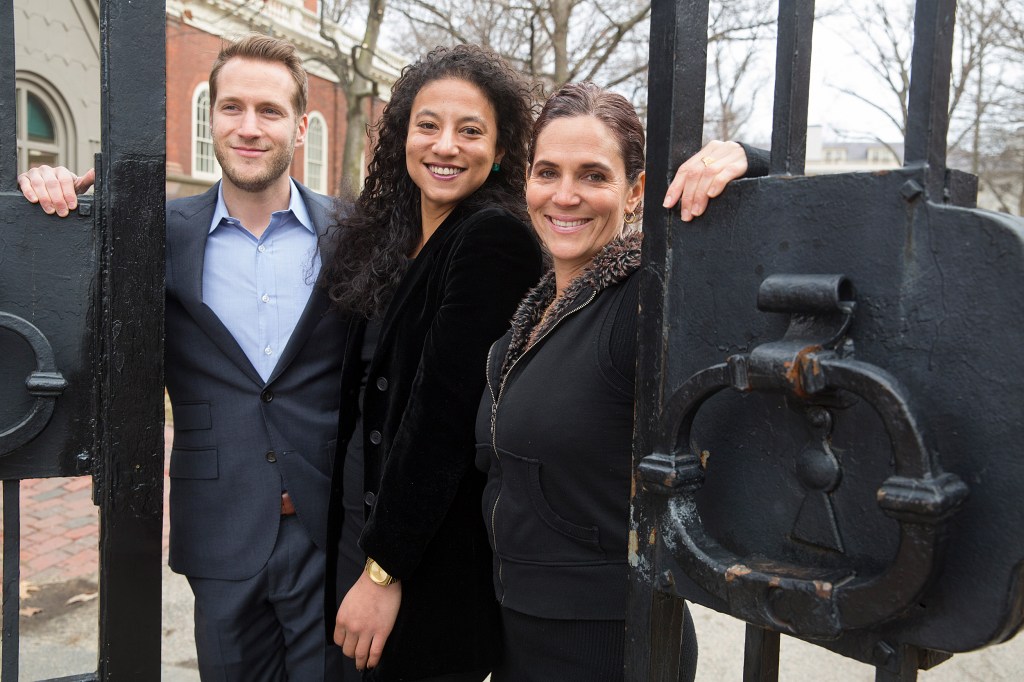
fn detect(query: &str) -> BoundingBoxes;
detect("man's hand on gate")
[334,570,401,670]
[663,140,748,222]
[17,166,96,218]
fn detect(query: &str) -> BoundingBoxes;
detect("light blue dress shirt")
[203,180,321,383]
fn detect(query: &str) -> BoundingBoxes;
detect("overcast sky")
[744,0,908,145]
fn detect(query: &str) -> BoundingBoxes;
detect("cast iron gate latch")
[0,311,68,456]
[638,274,969,638]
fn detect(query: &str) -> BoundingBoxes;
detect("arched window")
[15,76,73,172]
[192,83,221,179]
[305,112,328,193]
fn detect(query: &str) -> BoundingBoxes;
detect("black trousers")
[493,605,697,682]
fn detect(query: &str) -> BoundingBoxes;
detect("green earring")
[492,162,501,172]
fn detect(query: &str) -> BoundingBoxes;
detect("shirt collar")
[209,179,316,235]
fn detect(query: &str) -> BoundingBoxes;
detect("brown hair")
[530,82,646,185]
[208,34,308,116]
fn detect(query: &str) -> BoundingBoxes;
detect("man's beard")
[215,138,294,193]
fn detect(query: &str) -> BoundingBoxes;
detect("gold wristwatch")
[365,557,396,586]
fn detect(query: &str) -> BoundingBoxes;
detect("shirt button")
[363,492,376,506]
[376,377,388,391]
[261,294,270,303]
[258,244,267,253]
[369,430,382,445]
[265,450,277,463]
[260,389,273,403]
[264,346,273,355]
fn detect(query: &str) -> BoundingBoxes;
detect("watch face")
[368,560,392,585]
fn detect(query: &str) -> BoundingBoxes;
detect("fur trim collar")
[500,230,642,378]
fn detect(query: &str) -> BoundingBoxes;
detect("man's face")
[211,57,307,194]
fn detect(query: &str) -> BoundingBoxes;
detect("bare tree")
[306,0,391,196]
[703,0,775,141]
[830,0,1022,215]
[390,0,775,140]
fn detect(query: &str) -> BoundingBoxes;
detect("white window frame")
[192,83,221,180]
[304,111,329,193]
[15,73,74,173]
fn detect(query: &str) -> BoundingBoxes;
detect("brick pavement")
[0,425,174,586]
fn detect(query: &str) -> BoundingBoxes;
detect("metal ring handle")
[640,354,967,638]
[0,311,68,456]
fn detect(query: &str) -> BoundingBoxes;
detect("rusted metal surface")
[630,0,1024,679]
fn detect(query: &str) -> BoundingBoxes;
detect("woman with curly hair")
[320,45,543,681]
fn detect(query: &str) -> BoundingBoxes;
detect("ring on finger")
[701,156,715,167]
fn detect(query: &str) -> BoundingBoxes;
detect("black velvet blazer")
[328,204,543,680]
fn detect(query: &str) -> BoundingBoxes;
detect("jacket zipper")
[487,290,597,601]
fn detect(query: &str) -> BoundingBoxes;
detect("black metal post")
[95,0,166,678]
[769,0,815,175]
[2,480,20,682]
[904,0,957,200]
[628,1,711,678]
[0,0,17,188]
[743,624,781,682]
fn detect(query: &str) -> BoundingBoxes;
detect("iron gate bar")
[769,0,814,175]
[0,0,15,187]
[628,0,711,677]
[2,480,18,681]
[905,0,956,200]
[743,625,780,682]
[94,0,166,677]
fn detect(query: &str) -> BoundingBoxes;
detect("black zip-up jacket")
[475,232,642,620]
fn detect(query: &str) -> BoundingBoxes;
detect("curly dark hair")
[320,44,538,317]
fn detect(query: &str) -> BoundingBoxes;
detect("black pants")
[493,606,697,682]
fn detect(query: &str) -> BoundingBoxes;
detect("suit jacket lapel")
[267,183,336,385]
[170,183,264,386]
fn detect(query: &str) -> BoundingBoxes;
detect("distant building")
[13,0,402,201]
[13,0,101,176]
[804,125,904,174]
[803,125,1019,215]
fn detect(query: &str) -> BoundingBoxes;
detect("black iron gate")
[630,0,1024,680]
[0,0,165,679]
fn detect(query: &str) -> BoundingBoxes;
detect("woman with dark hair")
[321,45,543,681]
[476,82,729,681]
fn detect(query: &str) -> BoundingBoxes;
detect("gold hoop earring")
[623,210,638,225]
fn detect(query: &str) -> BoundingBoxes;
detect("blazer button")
[369,430,382,445]
[260,389,274,403]
[364,491,376,506]
[265,450,277,463]
[375,377,388,391]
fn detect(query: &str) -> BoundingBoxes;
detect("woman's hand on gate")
[663,140,748,222]
[334,570,402,670]
[17,165,96,218]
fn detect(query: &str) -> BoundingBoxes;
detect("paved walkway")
[5,425,173,584]
[3,426,1023,680]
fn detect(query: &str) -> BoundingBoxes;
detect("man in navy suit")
[19,35,347,680]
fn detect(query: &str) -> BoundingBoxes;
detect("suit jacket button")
[260,389,274,403]
[364,492,376,506]
[265,450,277,463]
[375,377,388,391]
[369,430,382,445]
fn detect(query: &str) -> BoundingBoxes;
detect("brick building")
[13,0,401,201]
[165,0,401,200]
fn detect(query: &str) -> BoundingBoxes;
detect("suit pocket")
[173,402,212,430]
[170,448,219,479]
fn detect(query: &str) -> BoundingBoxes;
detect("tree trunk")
[340,0,387,196]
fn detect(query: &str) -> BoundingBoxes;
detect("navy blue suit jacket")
[164,181,349,580]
